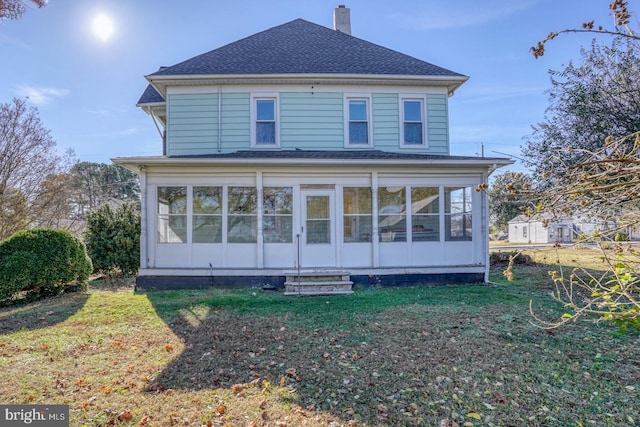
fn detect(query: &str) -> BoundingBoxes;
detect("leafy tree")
[0,98,72,240]
[84,202,140,277]
[519,0,640,330]
[488,171,533,232]
[70,161,140,218]
[522,37,640,184]
[0,0,46,21]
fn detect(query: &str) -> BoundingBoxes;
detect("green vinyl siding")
[426,94,448,155]
[220,93,250,152]
[280,92,343,149]
[167,93,218,156]
[372,93,399,150]
[165,90,449,156]
[166,92,250,155]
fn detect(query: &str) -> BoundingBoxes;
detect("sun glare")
[92,13,114,42]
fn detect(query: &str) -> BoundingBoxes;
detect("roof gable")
[150,19,465,78]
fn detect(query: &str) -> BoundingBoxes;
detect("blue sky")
[1,0,634,172]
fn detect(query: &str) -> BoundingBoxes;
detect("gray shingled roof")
[138,84,164,104]
[170,150,498,162]
[139,19,466,105]
[151,19,465,77]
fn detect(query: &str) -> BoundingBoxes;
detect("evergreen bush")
[0,229,92,300]
[84,202,140,277]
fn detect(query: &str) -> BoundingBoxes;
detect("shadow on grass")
[0,277,135,336]
[0,291,90,335]
[141,284,557,425]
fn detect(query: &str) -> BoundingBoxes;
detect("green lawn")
[0,250,638,426]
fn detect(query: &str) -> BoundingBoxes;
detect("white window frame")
[400,95,427,148]
[251,93,280,148]
[344,94,373,148]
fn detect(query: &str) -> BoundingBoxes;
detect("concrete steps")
[284,270,353,296]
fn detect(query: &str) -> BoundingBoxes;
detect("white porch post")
[138,165,148,269]
[371,172,379,268]
[256,172,264,269]
[482,170,490,282]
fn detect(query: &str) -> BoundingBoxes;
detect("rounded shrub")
[0,229,92,300]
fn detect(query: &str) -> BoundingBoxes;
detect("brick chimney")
[333,5,351,35]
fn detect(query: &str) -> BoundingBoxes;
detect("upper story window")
[345,95,372,147]
[252,95,279,147]
[401,97,426,147]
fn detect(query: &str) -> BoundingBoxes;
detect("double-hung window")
[401,97,426,147]
[252,95,279,147]
[345,96,371,146]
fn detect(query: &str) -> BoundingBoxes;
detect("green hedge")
[84,202,140,277]
[0,229,92,300]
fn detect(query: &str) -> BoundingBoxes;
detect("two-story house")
[114,6,513,290]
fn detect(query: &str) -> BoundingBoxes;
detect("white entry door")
[300,191,336,268]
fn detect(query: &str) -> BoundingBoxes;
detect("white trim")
[399,95,428,148]
[250,93,280,148]
[343,93,373,148]
[164,84,450,95]
[137,265,486,277]
[146,73,469,98]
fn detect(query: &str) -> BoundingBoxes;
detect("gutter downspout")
[217,85,222,152]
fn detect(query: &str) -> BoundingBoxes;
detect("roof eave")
[112,155,513,171]
[145,73,469,98]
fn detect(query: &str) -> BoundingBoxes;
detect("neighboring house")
[508,214,574,244]
[114,7,513,289]
[508,213,636,244]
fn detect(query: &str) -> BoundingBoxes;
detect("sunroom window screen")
[263,187,293,243]
[445,186,472,241]
[343,187,372,242]
[192,186,222,243]
[228,187,257,243]
[378,187,407,242]
[157,186,187,243]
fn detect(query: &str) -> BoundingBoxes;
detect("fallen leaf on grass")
[377,404,389,420]
[216,404,227,415]
[138,415,153,426]
[117,410,133,421]
[493,392,507,403]
[439,419,458,427]
[466,411,481,420]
